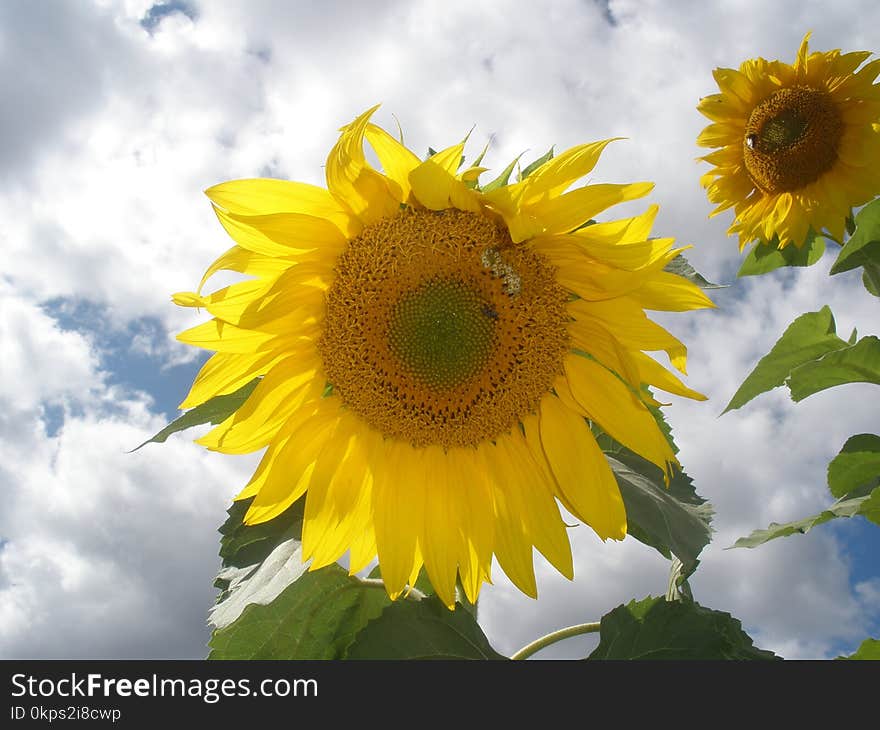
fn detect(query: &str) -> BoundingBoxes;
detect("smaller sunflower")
[697,33,880,250]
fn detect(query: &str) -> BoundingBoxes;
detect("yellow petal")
[630,271,717,312]
[572,204,659,245]
[302,412,369,569]
[531,395,626,540]
[566,314,641,387]
[196,353,322,454]
[372,440,424,598]
[696,122,743,148]
[448,447,494,604]
[326,106,400,225]
[535,232,674,271]
[243,396,343,524]
[491,431,573,583]
[421,445,459,608]
[216,207,348,258]
[205,178,360,238]
[409,142,481,212]
[520,139,620,203]
[479,441,538,598]
[567,296,689,373]
[564,353,676,475]
[365,122,422,203]
[179,349,283,410]
[711,67,757,104]
[177,318,277,353]
[631,351,707,401]
[196,245,292,295]
[516,182,654,240]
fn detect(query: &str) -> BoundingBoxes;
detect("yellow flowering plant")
[701,36,880,661]
[142,105,791,660]
[698,33,880,278]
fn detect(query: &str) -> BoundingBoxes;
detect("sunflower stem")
[359,578,426,601]
[666,557,684,601]
[509,622,601,660]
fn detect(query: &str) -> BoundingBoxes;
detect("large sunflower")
[174,106,712,608]
[697,33,880,250]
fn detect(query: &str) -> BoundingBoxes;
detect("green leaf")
[518,146,554,180]
[729,488,880,548]
[130,378,259,451]
[723,306,848,413]
[663,252,726,289]
[587,596,779,660]
[787,335,880,401]
[480,154,522,192]
[827,434,880,499]
[839,638,880,660]
[737,230,825,277]
[608,454,713,576]
[830,198,880,275]
[859,487,880,526]
[864,264,880,297]
[208,565,390,659]
[211,497,310,628]
[210,536,311,629]
[345,596,506,659]
[217,497,305,570]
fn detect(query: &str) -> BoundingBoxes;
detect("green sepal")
[737,229,824,277]
[518,146,554,180]
[130,377,259,451]
[663,252,726,289]
[480,154,522,192]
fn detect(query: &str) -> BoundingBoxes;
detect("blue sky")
[1,0,878,659]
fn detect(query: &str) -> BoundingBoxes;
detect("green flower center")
[388,278,496,390]
[752,107,809,152]
[743,85,843,194]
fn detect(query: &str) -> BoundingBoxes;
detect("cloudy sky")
[1,0,878,660]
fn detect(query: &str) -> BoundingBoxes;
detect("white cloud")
[2,0,879,659]
[0,286,257,658]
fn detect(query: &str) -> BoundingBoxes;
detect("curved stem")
[510,621,601,660]
[666,557,684,601]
